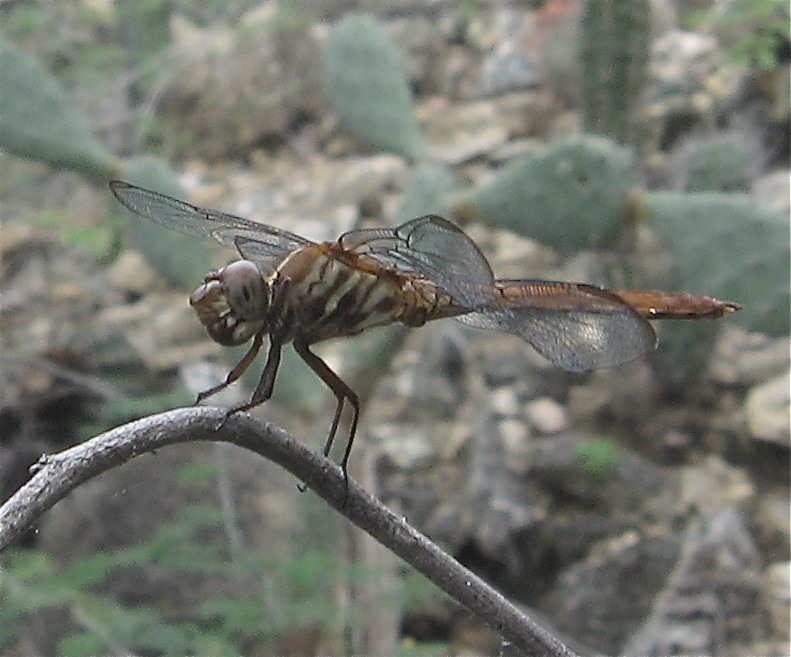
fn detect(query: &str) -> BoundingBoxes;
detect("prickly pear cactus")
[674,137,755,193]
[0,40,116,179]
[460,135,639,252]
[323,13,422,160]
[118,157,212,289]
[644,192,789,337]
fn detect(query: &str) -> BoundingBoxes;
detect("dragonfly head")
[190,260,268,346]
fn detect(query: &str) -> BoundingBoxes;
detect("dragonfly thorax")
[189,260,268,346]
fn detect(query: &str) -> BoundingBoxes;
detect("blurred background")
[1,0,789,655]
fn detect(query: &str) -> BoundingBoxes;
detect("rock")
[370,425,440,471]
[468,6,540,97]
[677,455,755,516]
[99,291,211,372]
[622,507,764,656]
[179,360,248,406]
[374,324,468,424]
[525,396,568,434]
[422,100,509,164]
[526,434,668,509]
[541,530,683,656]
[319,154,407,207]
[744,372,791,447]
[490,386,521,416]
[465,330,555,391]
[387,14,448,93]
[763,562,791,642]
[498,417,531,466]
[106,249,164,296]
[0,221,174,406]
[642,28,749,175]
[756,491,791,561]
[566,360,659,426]
[709,326,791,386]
[646,29,720,104]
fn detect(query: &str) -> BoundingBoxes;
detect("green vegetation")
[0,41,117,180]
[324,13,422,161]
[676,137,756,193]
[687,0,790,70]
[575,438,623,481]
[461,136,638,252]
[1,485,436,656]
[580,0,651,146]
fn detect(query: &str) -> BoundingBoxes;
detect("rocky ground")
[1,1,789,656]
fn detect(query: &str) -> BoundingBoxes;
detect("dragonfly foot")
[211,407,237,431]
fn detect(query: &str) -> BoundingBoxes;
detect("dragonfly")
[110,181,740,473]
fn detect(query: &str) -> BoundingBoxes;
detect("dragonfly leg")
[196,332,264,404]
[293,340,360,478]
[231,336,283,413]
[228,274,290,414]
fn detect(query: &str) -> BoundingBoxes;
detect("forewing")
[456,282,657,372]
[110,181,311,265]
[340,215,496,309]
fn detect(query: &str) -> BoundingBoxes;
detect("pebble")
[525,397,568,434]
[745,373,791,447]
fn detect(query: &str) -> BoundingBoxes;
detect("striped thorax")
[189,243,456,351]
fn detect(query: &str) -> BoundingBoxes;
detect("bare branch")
[0,406,581,657]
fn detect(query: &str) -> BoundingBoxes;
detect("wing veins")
[340,215,497,309]
[110,181,312,257]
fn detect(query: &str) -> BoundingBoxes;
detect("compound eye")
[219,260,268,320]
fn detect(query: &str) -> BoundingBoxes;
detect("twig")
[0,406,581,657]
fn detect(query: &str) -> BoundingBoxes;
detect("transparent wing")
[456,281,657,372]
[110,181,312,268]
[339,215,497,309]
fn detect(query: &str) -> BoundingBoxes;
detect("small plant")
[1,494,414,656]
[575,438,623,481]
[687,0,790,70]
